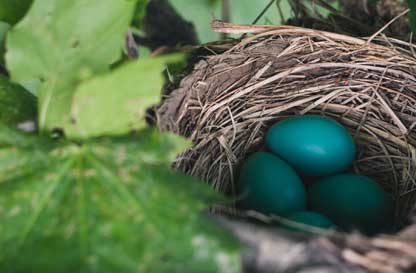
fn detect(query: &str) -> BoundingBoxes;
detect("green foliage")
[6,0,138,131]
[0,75,36,124]
[0,21,9,64]
[0,0,33,25]
[132,0,150,27]
[0,1,243,272]
[64,55,181,139]
[408,0,416,33]
[0,22,7,42]
[0,125,241,273]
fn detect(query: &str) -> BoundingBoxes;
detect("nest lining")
[157,26,416,224]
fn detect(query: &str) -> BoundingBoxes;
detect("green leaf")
[0,21,9,65]
[6,0,138,131]
[0,22,8,42]
[0,0,33,25]
[408,0,416,33]
[0,126,241,273]
[0,75,37,125]
[64,55,181,139]
[132,0,150,27]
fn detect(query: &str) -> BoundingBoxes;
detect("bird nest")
[156,26,416,272]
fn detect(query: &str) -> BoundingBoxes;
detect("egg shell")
[265,115,356,177]
[238,152,307,215]
[284,211,335,231]
[309,173,394,235]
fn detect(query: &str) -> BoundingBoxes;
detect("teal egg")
[284,211,335,231]
[238,152,306,215]
[265,115,356,177]
[309,173,394,234]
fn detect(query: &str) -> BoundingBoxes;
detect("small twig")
[367,9,410,44]
[125,28,139,59]
[276,0,285,23]
[221,0,231,40]
[343,249,400,273]
[251,0,275,25]
[240,0,276,39]
[212,20,277,34]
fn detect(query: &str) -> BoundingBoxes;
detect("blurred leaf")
[0,75,37,125]
[0,21,9,64]
[6,0,138,131]
[0,22,8,42]
[408,0,416,33]
[132,0,150,27]
[0,0,33,25]
[170,0,220,43]
[64,55,182,139]
[0,126,241,273]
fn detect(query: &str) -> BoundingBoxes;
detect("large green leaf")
[0,126,241,273]
[0,0,33,25]
[6,0,138,131]
[0,75,36,125]
[64,55,180,139]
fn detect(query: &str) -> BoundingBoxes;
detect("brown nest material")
[157,25,416,272]
[287,0,411,41]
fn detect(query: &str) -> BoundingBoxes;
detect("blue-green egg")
[309,173,394,235]
[238,152,307,215]
[283,211,335,231]
[265,115,356,177]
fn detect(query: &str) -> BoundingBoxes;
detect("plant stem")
[221,0,231,39]
[251,0,276,25]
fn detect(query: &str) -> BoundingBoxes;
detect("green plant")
[0,0,241,272]
[0,75,36,124]
[0,0,33,25]
[408,0,416,33]
[0,22,9,65]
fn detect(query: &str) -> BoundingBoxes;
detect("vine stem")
[240,0,276,39]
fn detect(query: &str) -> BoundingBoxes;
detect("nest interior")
[157,26,416,226]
